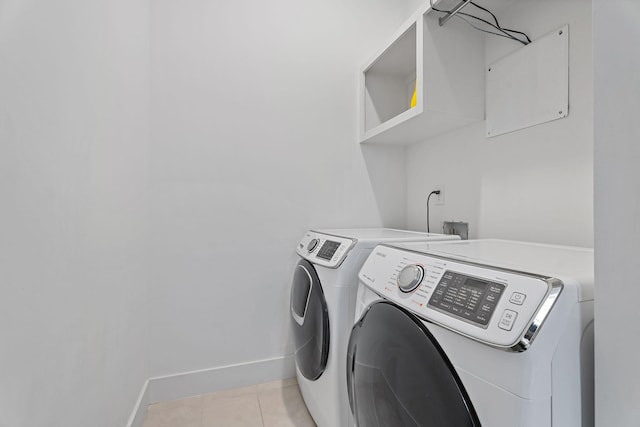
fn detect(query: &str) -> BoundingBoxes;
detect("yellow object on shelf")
[410,81,417,108]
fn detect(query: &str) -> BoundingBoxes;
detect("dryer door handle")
[291,265,314,326]
[291,306,306,326]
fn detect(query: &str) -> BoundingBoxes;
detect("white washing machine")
[289,229,460,427]
[348,239,594,427]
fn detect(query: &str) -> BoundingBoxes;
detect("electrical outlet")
[434,185,444,206]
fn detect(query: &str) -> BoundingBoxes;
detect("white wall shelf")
[359,4,485,145]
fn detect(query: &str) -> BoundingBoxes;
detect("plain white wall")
[0,1,150,426]
[593,1,640,424]
[148,0,411,377]
[406,0,593,248]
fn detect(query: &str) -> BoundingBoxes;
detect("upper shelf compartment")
[359,5,485,145]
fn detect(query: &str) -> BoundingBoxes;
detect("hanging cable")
[469,1,500,26]
[454,14,527,45]
[468,2,531,43]
[468,1,531,43]
[429,0,530,45]
[426,190,440,233]
[435,8,528,45]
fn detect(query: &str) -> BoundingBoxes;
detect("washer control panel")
[296,231,356,268]
[358,245,560,348]
[428,271,506,327]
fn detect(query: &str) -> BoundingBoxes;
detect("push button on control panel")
[498,309,518,331]
[509,292,526,305]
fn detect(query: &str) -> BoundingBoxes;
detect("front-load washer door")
[290,259,329,381]
[347,301,480,427]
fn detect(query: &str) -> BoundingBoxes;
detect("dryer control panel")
[296,231,356,268]
[358,245,562,350]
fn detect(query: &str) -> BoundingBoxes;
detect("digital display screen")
[428,271,505,327]
[317,240,340,261]
[460,278,488,313]
[464,278,488,290]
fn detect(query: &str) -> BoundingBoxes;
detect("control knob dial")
[397,264,424,293]
[307,238,320,252]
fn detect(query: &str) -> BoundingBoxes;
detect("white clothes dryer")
[348,239,594,427]
[289,229,459,427]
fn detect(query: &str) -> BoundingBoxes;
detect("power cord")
[426,190,441,233]
[430,0,530,45]
[468,1,531,43]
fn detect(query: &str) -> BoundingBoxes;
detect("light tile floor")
[143,378,316,427]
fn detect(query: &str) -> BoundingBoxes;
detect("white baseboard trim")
[126,379,150,427]
[126,354,295,427]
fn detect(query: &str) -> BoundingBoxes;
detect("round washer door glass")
[290,259,329,381]
[347,301,480,427]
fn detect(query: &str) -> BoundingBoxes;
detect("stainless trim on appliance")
[291,265,314,326]
[511,278,563,352]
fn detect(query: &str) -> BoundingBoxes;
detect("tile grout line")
[256,389,267,427]
[199,395,204,427]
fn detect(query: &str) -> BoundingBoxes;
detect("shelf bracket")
[430,0,473,27]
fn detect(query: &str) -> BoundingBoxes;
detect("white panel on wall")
[486,25,569,137]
